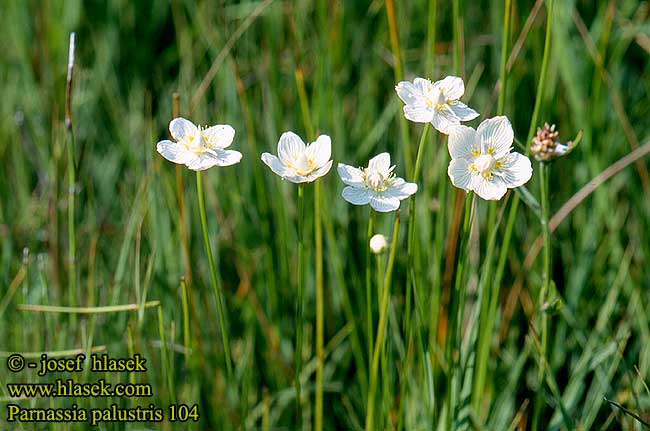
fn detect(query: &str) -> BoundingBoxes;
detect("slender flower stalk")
[156,117,242,378]
[315,179,324,431]
[295,183,305,420]
[534,161,552,428]
[261,130,332,430]
[196,171,233,377]
[405,123,430,333]
[365,213,400,431]
[366,211,375,373]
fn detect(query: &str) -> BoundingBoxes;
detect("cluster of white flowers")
[395,76,532,201]
[156,75,532,209]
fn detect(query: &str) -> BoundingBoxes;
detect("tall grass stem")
[195,170,233,378]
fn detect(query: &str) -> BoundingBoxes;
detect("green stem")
[365,214,400,431]
[295,184,305,422]
[405,123,431,332]
[315,180,324,431]
[533,162,551,429]
[366,211,375,376]
[196,171,233,378]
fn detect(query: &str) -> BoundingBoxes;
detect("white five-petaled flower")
[338,153,417,212]
[395,76,479,134]
[156,117,242,171]
[447,116,532,201]
[261,132,333,183]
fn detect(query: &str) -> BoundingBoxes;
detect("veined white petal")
[342,186,371,206]
[449,101,479,121]
[369,193,401,212]
[208,149,242,167]
[305,135,332,168]
[448,125,478,159]
[307,160,333,181]
[395,81,422,105]
[404,102,435,123]
[277,131,306,165]
[186,152,222,171]
[156,140,195,165]
[202,125,235,149]
[477,116,513,158]
[447,158,473,191]
[261,152,290,178]
[337,163,364,187]
[368,153,391,174]
[169,117,198,141]
[498,152,532,188]
[386,178,418,199]
[471,175,507,201]
[431,105,461,134]
[435,76,465,100]
[413,77,433,93]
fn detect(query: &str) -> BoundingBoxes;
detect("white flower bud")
[369,234,388,254]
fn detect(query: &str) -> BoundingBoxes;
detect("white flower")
[156,117,242,171]
[369,234,388,254]
[338,153,417,212]
[447,116,532,201]
[261,132,333,183]
[395,75,479,134]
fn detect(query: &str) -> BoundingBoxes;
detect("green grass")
[2,0,650,429]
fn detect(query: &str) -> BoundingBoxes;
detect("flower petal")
[305,135,332,168]
[186,152,221,171]
[367,153,391,174]
[156,140,195,165]
[472,175,507,201]
[413,77,433,93]
[498,152,533,188]
[403,102,434,123]
[202,125,235,149]
[447,158,473,191]
[337,163,365,187]
[435,76,465,100]
[169,117,198,141]
[395,81,422,105]
[277,131,306,165]
[449,101,479,121]
[307,160,333,182]
[477,116,513,158]
[208,149,242,167]
[261,153,290,177]
[342,186,371,206]
[448,125,478,159]
[431,105,461,135]
[369,193,401,212]
[386,177,418,200]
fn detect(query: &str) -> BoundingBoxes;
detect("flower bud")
[531,123,574,162]
[369,234,388,254]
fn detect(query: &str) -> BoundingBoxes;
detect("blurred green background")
[1,0,649,429]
